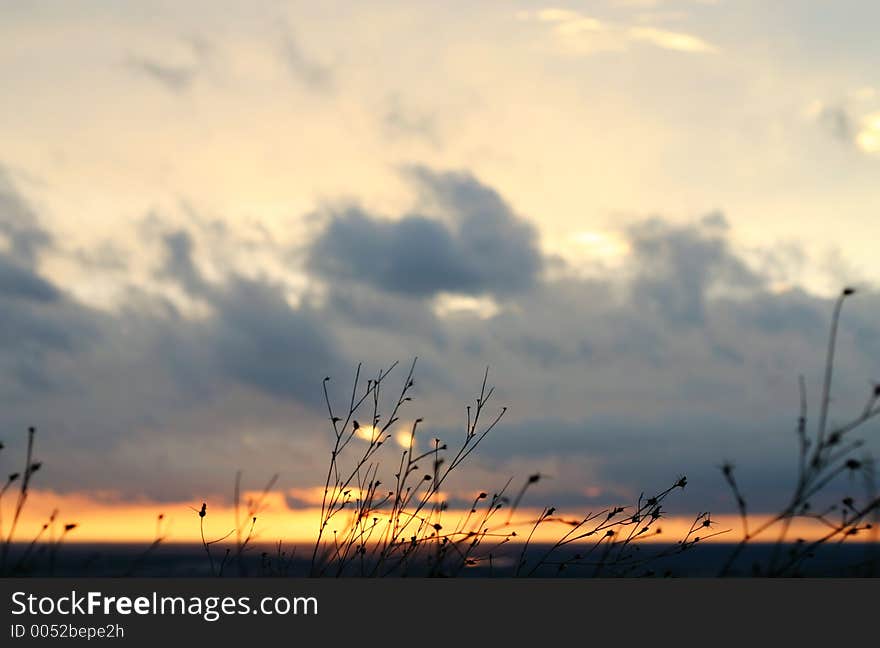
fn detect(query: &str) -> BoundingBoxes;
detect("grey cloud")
[72,241,129,272]
[309,208,468,296]
[125,37,211,94]
[0,167,94,392]
[322,281,446,341]
[3,166,879,514]
[408,166,543,291]
[314,207,878,516]
[0,169,59,302]
[281,30,333,92]
[818,105,853,142]
[512,335,571,369]
[0,256,59,302]
[628,215,762,326]
[157,228,341,403]
[308,168,542,298]
[727,289,826,336]
[0,168,52,265]
[428,215,768,376]
[0,225,344,498]
[159,230,208,296]
[474,416,814,513]
[0,297,103,401]
[207,276,340,401]
[57,200,880,509]
[126,56,197,93]
[383,95,439,145]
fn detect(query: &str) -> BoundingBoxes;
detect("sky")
[1,0,880,542]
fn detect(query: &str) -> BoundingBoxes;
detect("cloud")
[0,180,344,497]
[157,229,342,400]
[159,230,208,296]
[2,165,878,514]
[281,29,333,92]
[0,167,94,390]
[0,256,60,302]
[126,56,197,93]
[307,167,542,298]
[817,105,853,142]
[382,95,440,145]
[627,26,717,53]
[206,275,340,400]
[125,37,211,94]
[804,95,880,154]
[627,213,761,325]
[0,168,52,265]
[516,7,718,54]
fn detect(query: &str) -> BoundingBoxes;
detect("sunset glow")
[4,490,868,547]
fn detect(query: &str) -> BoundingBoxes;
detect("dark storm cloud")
[308,168,542,298]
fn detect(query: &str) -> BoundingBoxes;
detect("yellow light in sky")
[856,112,880,153]
[395,430,413,450]
[572,230,631,260]
[355,425,381,443]
[432,294,500,320]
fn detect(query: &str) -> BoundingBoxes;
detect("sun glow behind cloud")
[432,294,501,320]
[856,112,880,154]
[544,229,632,279]
[571,230,631,262]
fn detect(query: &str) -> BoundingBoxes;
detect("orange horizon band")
[2,489,875,546]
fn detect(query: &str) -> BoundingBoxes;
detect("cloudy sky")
[1,1,880,538]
